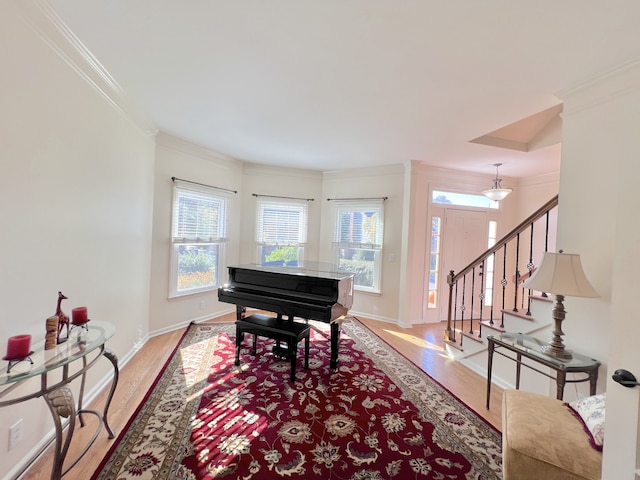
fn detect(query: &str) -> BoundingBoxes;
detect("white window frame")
[169,183,228,298]
[332,199,385,293]
[255,197,308,266]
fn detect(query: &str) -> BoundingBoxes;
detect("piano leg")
[235,306,247,365]
[304,334,309,370]
[330,320,341,369]
[288,338,298,381]
[234,331,243,366]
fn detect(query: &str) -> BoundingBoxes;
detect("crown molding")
[16,0,156,136]
[156,132,242,168]
[322,163,404,179]
[243,162,323,179]
[516,171,560,188]
[558,56,640,116]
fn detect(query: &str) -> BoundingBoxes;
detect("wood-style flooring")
[22,313,502,479]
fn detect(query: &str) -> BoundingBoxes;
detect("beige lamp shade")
[523,251,599,298]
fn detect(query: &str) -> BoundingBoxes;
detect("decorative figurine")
[55,291,70,343]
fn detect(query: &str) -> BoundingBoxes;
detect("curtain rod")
[252,193,314,202]
[171,176,237,194]
[326,196,388,202]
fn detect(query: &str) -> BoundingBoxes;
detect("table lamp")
[522,250,599,359]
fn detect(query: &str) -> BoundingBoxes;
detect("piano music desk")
[235,314,310,381]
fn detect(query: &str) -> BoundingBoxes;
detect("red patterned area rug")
[92,318,502,480]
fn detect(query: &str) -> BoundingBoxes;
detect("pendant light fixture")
[482,163,512,201]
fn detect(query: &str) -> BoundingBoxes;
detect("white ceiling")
[47,0,640,178]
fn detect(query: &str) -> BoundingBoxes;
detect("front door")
[438,208,489,321]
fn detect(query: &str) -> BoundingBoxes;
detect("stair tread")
[460,329,483,342]
[444,338,463,352]
[480,320,506,333]
[501,309,535,321]
[530,294,553,303]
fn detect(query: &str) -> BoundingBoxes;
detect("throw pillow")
[566,393,606,451]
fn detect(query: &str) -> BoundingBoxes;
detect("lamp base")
[541,343,573,360]
[540,293,573,360]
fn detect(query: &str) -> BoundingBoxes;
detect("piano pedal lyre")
[272,342,291,360]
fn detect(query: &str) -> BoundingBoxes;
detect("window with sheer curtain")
[332,199,385,293]
[256,198,308,266]
[170,184,227,297]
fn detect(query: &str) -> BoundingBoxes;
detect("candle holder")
[71,319,90,333]
[3,353,34,374]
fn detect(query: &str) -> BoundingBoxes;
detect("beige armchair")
[502,389,602,479]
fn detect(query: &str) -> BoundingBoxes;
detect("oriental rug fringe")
[92,318,502,479]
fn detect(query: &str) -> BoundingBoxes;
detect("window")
[432,190,499,209]
[484,220,498,306]
[170,184,227,297]
[428,217,442,308]
[332,199,385,293]
[256,198,308,266]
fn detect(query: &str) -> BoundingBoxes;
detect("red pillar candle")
[72,307,88,325]
[5,334,31,360]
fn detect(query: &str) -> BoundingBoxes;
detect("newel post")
[445,270,455,342]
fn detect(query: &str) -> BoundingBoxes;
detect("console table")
[0,321,118,479]
[486,332,600,409]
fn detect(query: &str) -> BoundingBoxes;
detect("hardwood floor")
[22,313,502,479]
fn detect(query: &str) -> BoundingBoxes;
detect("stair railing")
[445,195,559,346]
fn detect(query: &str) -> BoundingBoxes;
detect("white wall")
[402,162,559,324]
[150,151,550,329]
[0,1,155,477]
[558,60,640,479]
[148,150,327,329]
[149,150,556,330]
[320,164,405,323]
[148,134,244,334]
[238,163,324,265]
[513,164,560,220]
[404,163,512,324]
[0,1,585,478]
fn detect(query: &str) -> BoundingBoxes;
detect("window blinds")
[332,199,384,248]
[256,198,308,245]
[172,186,227,243]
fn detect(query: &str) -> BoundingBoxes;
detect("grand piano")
[218,262,354,369]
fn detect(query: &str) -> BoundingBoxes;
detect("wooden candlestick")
[45,316,59,350]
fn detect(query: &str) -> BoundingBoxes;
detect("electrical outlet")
[8,419,23,451]
[199,300,205,310]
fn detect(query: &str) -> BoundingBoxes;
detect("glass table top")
[487,332,600,369]
[0,321,115,386]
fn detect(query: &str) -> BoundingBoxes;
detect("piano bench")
[235,314,311,381]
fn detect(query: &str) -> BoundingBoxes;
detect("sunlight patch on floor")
[382,329,453,358]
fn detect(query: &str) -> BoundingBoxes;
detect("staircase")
[443,195,559,388]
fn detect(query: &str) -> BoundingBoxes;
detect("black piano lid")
[227,262,354,281]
